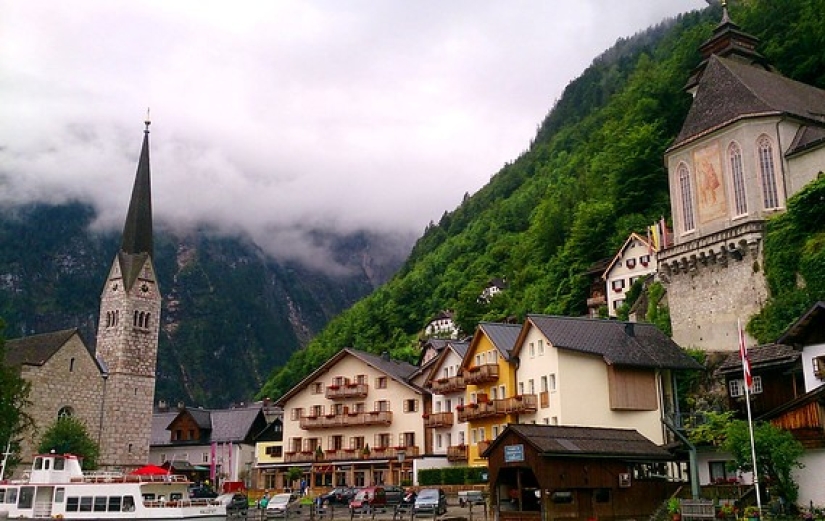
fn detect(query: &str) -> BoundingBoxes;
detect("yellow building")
[458,322,526,466]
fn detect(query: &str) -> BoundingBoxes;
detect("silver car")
[414,488,447,516]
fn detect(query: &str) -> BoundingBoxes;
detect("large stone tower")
[95,118,161,468]
[659,5,825,351]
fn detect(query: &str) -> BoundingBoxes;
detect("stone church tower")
[659,5,825,351]
[95,118,161,468]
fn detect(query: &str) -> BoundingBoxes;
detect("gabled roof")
[715,343,800,377]
[671,56,825,149]
[423,339,470,386]
[602,232,653,279]
[4,328,106,374]
[151,405,266,446]
[514,315,702,370]
[273,348,421,406]
[787,125,825,157]
[483,424,672,460]
[462,322,522,368]
[777,301,825,346]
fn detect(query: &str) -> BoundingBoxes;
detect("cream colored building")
[603,233,658,317]
[513,315,702,446]
[422,340,469,464]
[273,349,426,491]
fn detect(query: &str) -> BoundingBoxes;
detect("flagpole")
[739,319,762,514]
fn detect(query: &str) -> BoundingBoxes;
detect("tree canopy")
[0,320,33,471]
[37,416,100,470]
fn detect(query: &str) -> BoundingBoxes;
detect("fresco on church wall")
[693,141,728,224]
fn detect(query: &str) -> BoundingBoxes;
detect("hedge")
[416,466,487,485]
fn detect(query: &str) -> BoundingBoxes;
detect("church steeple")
[685,1,771,93]
[120,115,154,258]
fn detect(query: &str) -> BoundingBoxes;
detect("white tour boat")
[0,453,226,520]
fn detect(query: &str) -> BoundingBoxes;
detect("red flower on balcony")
[456,405,465,411]
[325,449,337,453]
[422,413,430,419]
[328,385,340,390]
[346,383,358,388]
[469,366,480,372]
[393,446,407,450]
[466,403,478,409]
[436,377,448,383]
[326,413,336,418]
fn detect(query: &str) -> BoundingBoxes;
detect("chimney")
[177,401,186,411]
[381,351,391,361]
[158,400,168,412]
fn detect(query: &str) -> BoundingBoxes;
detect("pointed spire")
[120,113,154,258]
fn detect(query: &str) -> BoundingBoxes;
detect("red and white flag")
[739,319,753,388]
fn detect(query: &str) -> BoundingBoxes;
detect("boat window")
[54,488,65,502]
[143,493,156,501]
[0,488,5,503]
[123,496,135,512]
[18,487,35,509]
[66,497,79,511]
[44,459,50,470]
[79,496,93,512]
[171,493,183,501]
[108,496,122,511]
[34,457,43,470]
[54,458,65,470]
[6,489,16,504]
[94,496,107,511]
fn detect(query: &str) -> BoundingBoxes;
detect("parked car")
[266,493,299,517]
[320,487,356,505]
[349,487,387,509]
[414,488,447,516]
[189,486,218,499]
[458,490,485,507]
[383,485,405,505]
[216,492,249,515]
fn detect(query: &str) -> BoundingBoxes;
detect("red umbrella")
[130,464,170,475]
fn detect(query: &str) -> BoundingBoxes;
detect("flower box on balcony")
[436,377,448,383]
[285,452,297,456]
[422,413,430,419]
[514,395,523,401]
[346,383,358,388]
[456,405,465,411]
[325,413,336,418]
[466,403,478,409]
[325,449,337,453]
[344,449,356,453]
[369,410,381,415]
[328,385,340,390]
[300,451,313,455]
[347,412,359,416]
[469,366,480,372]
[393,446,407,451]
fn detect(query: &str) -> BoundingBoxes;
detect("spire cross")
[144,108,151,133]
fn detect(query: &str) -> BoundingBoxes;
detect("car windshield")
[418,490,439,499]
[270,494,292,505]
[354,490,368,500]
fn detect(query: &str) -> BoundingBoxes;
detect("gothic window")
[69,357,75,373]
[678,163,695,232]
[757,135,780,209]
[57,406,74,420]
[728,142,748,216]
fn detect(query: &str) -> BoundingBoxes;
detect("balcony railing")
[285,446,420,463]
[457,395,538,421]
[326,383,369,400]
[477,440,491,455]
[446,445,468,462]
[464,363,499,385]
[587,295,606,307]
[299,410,392,430]
[424,411,454,428]
[430,375,466,394]
[540,391,549,409]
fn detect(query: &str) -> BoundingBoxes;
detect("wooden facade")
[485,425,680,521]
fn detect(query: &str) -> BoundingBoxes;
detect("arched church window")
[757,135,780,209]
[58,406,74,420]
[678,163,695,232]
[728,142,747,216]
[134,310,140,327]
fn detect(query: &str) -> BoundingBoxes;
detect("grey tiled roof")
[150,405,265,446]
[451,340,469,358]
[487,424,672,460]
[477,322,522,359]
[787,125,825,156]
[715,343,799,376]
[525,315,702,370]
[5,329,86,367]
[673,56,825,148]
[349,349,418,382]
[150,411,179,446]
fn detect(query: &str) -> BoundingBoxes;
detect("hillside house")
[512,315,702,445]
[479,278,509,304]
[603,233,658,317]
[423,310,460,340]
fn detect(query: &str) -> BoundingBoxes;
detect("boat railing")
[143,498,219,509]
[72,472,189,484]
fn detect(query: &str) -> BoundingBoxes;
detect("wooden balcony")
[464,363,499,385]
[430,375,466,394]
[477,440,491,455]
[457,395,538,421]
[446,445,468,462]
[326,383,369,400]
[540,391,549,409]
[285,446,420,463]
[424,411,454,428]
[587,294,606,307]
[299,410,392,430]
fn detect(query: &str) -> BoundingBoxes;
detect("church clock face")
[141,283,150,293]
[111,283,118,292]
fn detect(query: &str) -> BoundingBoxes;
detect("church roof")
[4,328,94,368]
[672,55,825,149]
[119,122,155,291]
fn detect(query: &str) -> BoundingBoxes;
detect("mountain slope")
[259,0,825,400]
[0,202,408,407]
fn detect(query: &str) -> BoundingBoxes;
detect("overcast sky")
[0,0,706,270]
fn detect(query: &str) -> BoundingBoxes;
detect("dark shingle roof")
[4,328,90,367]
[486,424,672,460]
[787,125,825,156]
[777,301,825,346]
[522,315,702,370]
[477,322,522,359]
[715,343,799,376]
[150,411,179,445]
[672,56,825,148]
[349,349,418,382]
[151,405,265,446]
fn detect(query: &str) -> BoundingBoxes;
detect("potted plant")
[362,444,371,458]
[744,506,760,521]
[315,446,324,460]
[667,498,681,521]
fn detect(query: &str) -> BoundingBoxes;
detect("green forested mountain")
[0,202,407,407]
[259,0,825,400]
